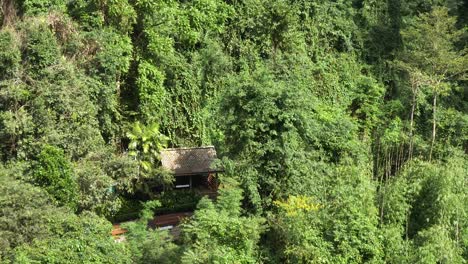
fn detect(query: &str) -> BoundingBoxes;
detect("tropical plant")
[127,121,168,172]
[31,145,78,210]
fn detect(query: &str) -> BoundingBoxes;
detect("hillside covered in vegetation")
[0,0,467,263]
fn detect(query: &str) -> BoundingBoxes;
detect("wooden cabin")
[160,146,222,193]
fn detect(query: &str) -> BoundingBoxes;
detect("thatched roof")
[160,146,221,176]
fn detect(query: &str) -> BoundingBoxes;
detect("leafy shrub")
[20,0,67,15]
[0,167,59,258]
[75,153,122,217]
[13,211,132,264]
[110,197,144,223]
[111,189,203,223]
[181,186,265,263]
[68,0,136,34]
[0,30,21,77]
[23,21,60,74]
[123,201,180,263]
[154,189,203,214]
[32,145,78,210]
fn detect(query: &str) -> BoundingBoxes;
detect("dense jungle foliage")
[0,0,467,263]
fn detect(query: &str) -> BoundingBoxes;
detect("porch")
[160,146,223,194]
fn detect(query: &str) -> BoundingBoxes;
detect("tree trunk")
[2,0,17,27]
[408,84,417,160]
[429,94,437,161]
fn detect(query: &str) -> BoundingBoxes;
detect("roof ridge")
[162,146,215,151]
[160,146,221,175]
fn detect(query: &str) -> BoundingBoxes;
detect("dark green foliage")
[0,167,129,263]
[123,201,180,263]
[68,0,136,34]
[111,197,144,223]
[0,0,467,262]
[112,191,203,222]
[0,29,21,77]
[220,64,367,211]
[323,164,382,262]
[20,0,67,15]
[0,165,60,258]
[23,21,60,74]
[13,211,132,264]
[130,0,232,146]
[0,29,32,161]
[32,145,78,210]
[180,184,265,263]
[31,63,104,159]
[74,151,123,216]
[84,29,133,140]
[0,19,106,161]
[154,189,203,214]
[220,66,316,207]
[103,153,140,194]
[378,153,468,263]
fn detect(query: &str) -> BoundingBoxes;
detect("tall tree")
[397,7,468,160]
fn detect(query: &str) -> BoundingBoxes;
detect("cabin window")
[175,176,191,188]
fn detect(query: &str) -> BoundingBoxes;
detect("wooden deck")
[111,211,193,238]
[111,224,128,236]
[149,211,193,228]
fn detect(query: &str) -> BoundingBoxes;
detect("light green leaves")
[181,184,265,263]
[127,121,168,173]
